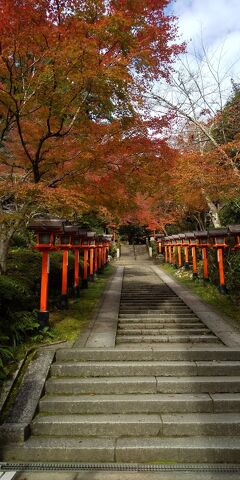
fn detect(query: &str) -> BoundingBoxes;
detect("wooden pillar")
[202,247,209,281]
[173,245,177,267]
[192,246,198,278]
[184,246,189,269]
[82,248,88,288]
[89,247,94,280]
[38,250,50,327]
[102,246,106,268]
[61,250,68,307]
[178,245,182,268]
[217,248,227,294]
[94,246,98,274]
[98,246,102,273]
[165,245,168,263]
[73,249,80,297]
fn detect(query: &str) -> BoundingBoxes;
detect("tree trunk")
[204,194,222,227]
[0,233,11,275]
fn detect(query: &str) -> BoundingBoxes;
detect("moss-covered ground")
[160,263,240,326]
[49,265,115,342]
[1,264,115,382]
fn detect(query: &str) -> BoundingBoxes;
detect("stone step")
[162,413,240,436]
[121,297,179,300]
[121,293,174,296]
[119,307,192,312]
[32,413,162,437]
[119,317,199,323]
[120,305,188,309]
[32,412,240,438]
[115,436,240,463]
[121,287,175,289]
[4,435,240,463]
[120,297,184,300]
[116,335,220,344]
[45,377,240,396]
[119,311,194,315]
[120,296,178,299]
[120,300,185,304]
[51,360,198,377]
[157,378,240,394]
[51,360,240,378]
[46,377,158,395]
[39,393,214,414]
[55,347,240,362]
[117,328,210,336]
[1,437,115,462]
[119,313,197,318]
[118,322,204,329]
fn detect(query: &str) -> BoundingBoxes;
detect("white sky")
[170,0,240,86]
[152,0,240,131]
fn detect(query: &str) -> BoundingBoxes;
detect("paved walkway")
[2,245,240,479]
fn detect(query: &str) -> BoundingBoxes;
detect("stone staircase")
[2,245,240,465]
[3,346,240,463]
[116,266,220,345]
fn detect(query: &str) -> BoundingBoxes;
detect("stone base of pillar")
[82,279,88,289]
[60,294,68,308]
[38,311,49,329]
[219,284,227,295]
[73,285,80,298]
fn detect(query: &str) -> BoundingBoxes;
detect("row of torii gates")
[155,225,240,294]
[30,219,240,327]
[29,218,112,327]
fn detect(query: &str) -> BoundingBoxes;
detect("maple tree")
[149,44,240,229]
[0,0,183,273]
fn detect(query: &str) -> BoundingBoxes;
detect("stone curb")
[0,349,55,444]
[83,266,124,348]
[73,265,120,348]
[152,266,240,348]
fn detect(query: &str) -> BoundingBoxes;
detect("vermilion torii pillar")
[70,230,82,298]
[194,231,209,282]
[164,238,169,263]
[94,239,99,276]
[168,239,173,264]
[172,235,179,268]
[209,228,228,294]
[98,238,103,273]
[183,234,190,270]
[58,226,73,307]
[156,234,164,254]
[80,231,96,287]
[88,233,96,281]
[102,234,112,267]
[74,249,80,295]
[178,234,185,268]
[28,218,65,327]
[188,233,198,279]
[81,238,89,288]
